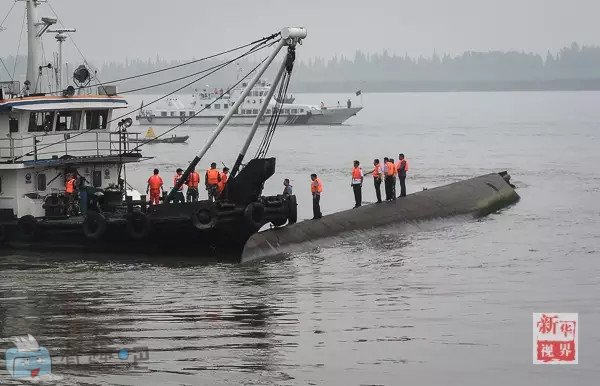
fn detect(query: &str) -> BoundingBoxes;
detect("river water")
[1,91,599,385]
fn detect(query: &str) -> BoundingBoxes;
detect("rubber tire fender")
[191,207,217,230]
[127,211,152,240]
[244,202,266,231]
[82,211,108,240]
[17,215,38,241]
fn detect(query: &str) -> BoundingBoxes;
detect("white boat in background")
[136,80,362,126]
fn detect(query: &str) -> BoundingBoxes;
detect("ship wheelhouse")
[0,90,146,219]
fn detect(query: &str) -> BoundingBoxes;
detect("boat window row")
[27,110,108,133]
[237,108,304,116]
[251,90,269,97]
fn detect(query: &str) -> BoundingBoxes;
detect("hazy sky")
[1,0,600,64]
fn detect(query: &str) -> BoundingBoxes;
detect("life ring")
[82,211,107,240]
[244,202,265,230]
[191,207,217,230]
[126,211,151,240]
[287,195,298,224]
[0,224,7,244]
[17,215,38,241]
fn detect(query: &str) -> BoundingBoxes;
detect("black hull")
[0,196,296,261]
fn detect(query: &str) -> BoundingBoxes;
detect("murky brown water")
[1,91,599,385]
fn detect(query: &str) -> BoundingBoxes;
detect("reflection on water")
[2,92,600,385]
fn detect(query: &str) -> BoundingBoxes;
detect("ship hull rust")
[241,172,520,263]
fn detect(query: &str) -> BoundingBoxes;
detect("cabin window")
[36,173,46,191]
[300,109,304,113]
[85,110,108,130]
[214,104,220,109]
[9,117,19,133]
[56,111,81,131]
[223,104,228,109]
[161,111,167,117]
[170,112,175,117]
[189,111,194,116]
[28,111,55,132]
[252,109,258,115]
[205,104,211,109]
[284,109,290,114]
[291,109,298,114]
[266,109,271,115]
[92,170,102,188]
[179,111,185,117]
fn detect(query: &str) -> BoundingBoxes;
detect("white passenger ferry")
[136,80,362,126]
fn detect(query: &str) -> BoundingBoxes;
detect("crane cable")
[129,56,269,152]
[254,46,296,159]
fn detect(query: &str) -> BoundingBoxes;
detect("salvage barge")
[0,0,303,256]
[241,172,520,263]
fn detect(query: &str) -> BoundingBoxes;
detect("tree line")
[3,42,600,93]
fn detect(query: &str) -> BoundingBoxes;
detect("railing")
[0,131,142,163]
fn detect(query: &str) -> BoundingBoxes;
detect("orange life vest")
[148,175,163,190]
[386,162,396,176]
[372,163,381,178]
[311,178,323,193]
[396,159,409,174]
[173,174,184,191]
[187,171,200,188]
[218,172,229,193]
[352,167,362,180]
[65,178,76,193]
[206,169,220,185]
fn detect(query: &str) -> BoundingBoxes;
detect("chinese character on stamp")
[533,313,578,364]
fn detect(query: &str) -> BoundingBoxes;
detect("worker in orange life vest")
[205,162,221,201]
[186,168,201,202]
[310,173,323,219]
[384,157,396,201]
[364,158,383,203]
[172,168,186,203]
[396,153,409,197]
[146,168,164,205]
[217,167,229,198]
[65,173,78,215]
[350,160,364,208]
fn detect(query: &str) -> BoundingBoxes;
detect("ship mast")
[25,0,56,94]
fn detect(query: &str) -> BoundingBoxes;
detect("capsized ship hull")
[241,172,520,263]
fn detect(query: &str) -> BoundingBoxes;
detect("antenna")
[48,28,76,90]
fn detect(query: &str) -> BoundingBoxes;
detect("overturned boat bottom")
[241,172,520,263]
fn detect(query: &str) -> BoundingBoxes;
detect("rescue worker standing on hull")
[365,159,383,203]
[310,173,323,219]
[186,168,201,202]
[146,168,164,206]
[396,153,409,197]
[384,158,396,201]
[205,162,221,201]
[172,168,186,203]
[351,160,364,208]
